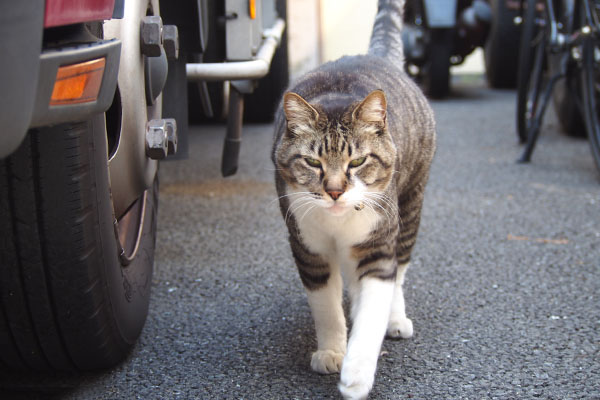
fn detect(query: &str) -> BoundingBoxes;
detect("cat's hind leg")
[386,262,414,339]
[390,185,426,340]
[306,269,347,374]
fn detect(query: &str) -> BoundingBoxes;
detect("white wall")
[319,0,377,62]
[287,0,377,80]
[286,0,484,80]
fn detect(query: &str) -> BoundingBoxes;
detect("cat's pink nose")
[327,190,343,201]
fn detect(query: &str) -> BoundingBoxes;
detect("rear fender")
[423,0,458,28]
[0,1,44,159]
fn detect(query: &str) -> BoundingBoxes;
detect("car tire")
[485,0,521,88]
[423,29,452,98]
[0,115,158,371]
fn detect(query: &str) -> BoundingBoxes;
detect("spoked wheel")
[552,59,586,136]
[516,0,546,144]
[579,0,600,175]
[551,0,586,137]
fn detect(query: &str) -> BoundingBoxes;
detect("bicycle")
[516,0,600,175]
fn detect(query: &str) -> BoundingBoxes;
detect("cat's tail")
[368,0,405,67]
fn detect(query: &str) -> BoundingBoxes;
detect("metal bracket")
[221,87,244,177]
[186,18,285,82]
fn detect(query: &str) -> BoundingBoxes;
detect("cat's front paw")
[311,349,344,374]
[338,357,375,400]
[386,317,413,339]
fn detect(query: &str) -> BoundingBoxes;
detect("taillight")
[44,0,115,28]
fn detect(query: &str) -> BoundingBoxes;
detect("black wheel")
[551,0,586,136]
[422,29,452,98]
[579,0,600,174]
[0,115,158,371]
[244,0,289,122]
[188,0,226,123]
[552,62,586,136]
[516,0,546,143]
[485,0,522,88]
[0,0,162,371]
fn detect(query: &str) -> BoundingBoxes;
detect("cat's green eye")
[305,157,322,168]
[348,157,366,168]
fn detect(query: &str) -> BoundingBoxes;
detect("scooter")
[402,0,521,97]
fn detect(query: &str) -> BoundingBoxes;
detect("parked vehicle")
[0,0,286,371]
[402,0,521,97]
[515,0,600,175]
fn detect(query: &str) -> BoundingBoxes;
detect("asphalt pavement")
[1,76,599,399]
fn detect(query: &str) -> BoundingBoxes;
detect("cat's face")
[276,90,397,216]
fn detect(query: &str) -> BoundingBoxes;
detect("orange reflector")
[249,0,256,19]
[50,58,105,106]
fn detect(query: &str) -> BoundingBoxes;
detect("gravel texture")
[1,78,599,399]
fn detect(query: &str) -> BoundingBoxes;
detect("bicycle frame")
[518,0,600,163]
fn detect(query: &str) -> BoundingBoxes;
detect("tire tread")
[1,117,157,372]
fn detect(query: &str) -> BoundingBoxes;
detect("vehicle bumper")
[0,1,44,159]
[0,35,121,159]
[30,39,121,128]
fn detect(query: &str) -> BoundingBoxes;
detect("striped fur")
[368,0,406,66]
[273,63,435,290]
[271,0,435,398]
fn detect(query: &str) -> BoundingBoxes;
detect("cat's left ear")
[353,90,387,125]
[283,92,319,137]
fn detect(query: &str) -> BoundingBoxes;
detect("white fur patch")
[340,277,395,399]
[307,268,346,374]
[287,185,380,258]
[387,262,413,339]
[286,180,402,400]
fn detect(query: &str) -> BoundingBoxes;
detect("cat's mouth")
[322,193,365,216]
[326,203,349,216]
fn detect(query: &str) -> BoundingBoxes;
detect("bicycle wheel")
[551,0,586,137]
[579,0,600,174]
[517,0,546,143]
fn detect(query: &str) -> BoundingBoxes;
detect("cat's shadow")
[259,294,350,398]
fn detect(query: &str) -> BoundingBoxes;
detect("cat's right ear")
[283,92,319,136]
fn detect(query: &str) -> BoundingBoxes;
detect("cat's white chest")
[295,207,379,257]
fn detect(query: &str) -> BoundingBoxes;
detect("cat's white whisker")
[363,195,393,221]
[285,194,320,223]
[297,203,319,225]
[286,199,309,219]
[272,191,315,203]
[365,192,397,213]
[361,195,396,238]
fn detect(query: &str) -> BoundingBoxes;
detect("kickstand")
[221,86,244,177]
[518,72,563,163]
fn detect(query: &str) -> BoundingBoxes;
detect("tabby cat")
[271,0,436,398]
